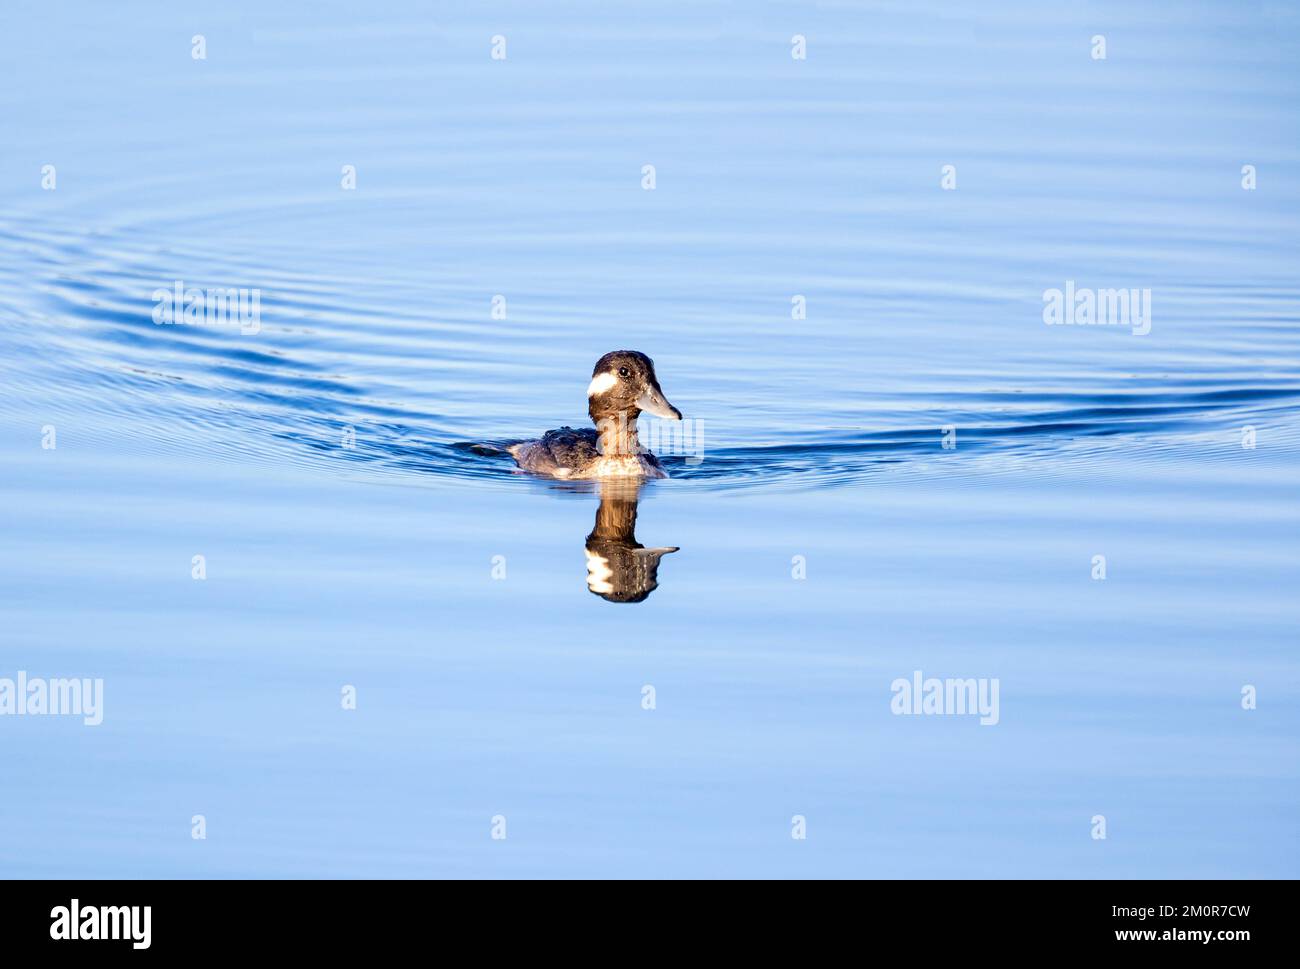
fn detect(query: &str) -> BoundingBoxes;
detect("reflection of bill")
[584,482,678,603]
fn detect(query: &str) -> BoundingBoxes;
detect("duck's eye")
[618,367,630,378]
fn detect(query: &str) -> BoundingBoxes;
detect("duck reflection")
[583,481,678,603]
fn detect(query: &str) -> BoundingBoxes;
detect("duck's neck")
[589,494,640,543]
[591,409,642,456]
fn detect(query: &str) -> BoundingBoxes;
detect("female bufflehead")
[508,351,682,479]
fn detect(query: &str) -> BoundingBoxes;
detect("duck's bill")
[636,387,682,420]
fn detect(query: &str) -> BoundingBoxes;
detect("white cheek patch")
[587,371,619,397]
[585,550,614,595]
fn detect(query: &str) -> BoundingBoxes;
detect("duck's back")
[509,426,668,479]
[509,426,600,477]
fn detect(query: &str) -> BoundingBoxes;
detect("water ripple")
[3,218,1298,492]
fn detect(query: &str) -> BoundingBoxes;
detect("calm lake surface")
[1,1,1297,877]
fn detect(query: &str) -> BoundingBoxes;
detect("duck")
[508,351,683,479]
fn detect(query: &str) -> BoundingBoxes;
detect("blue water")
[1,1,1297,877]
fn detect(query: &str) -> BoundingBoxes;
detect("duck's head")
[586,350,682,424]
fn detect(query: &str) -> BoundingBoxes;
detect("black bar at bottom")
[0,879,1278,955]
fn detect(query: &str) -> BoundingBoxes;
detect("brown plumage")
[584,484,678,602]
[509,351,682,479]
